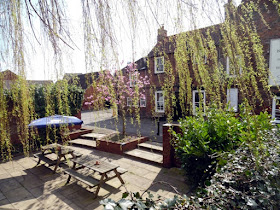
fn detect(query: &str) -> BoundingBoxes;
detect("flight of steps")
[68,132,104,148]
[68,128,163,166]
[124,142,163,166]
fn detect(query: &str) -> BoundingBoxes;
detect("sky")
[0,0,241,81]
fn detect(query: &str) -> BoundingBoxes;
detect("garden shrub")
[178,134,280,209]
[172,106,273,184]
[172,107,243,183]
[32,83,84,117]
[101,111,279,209]
[33,85,46,118]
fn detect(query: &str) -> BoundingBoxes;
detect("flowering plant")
[85,62,149,134]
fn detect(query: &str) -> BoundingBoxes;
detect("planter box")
[96,136,149,155]
[64,127,93,140]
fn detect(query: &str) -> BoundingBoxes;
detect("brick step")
[137,142,163,154]
[63,128,93,140]
[80,133,107,140]
[124,148,163,166]
[69,138,96,148]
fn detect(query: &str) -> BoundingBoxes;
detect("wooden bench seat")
[64,168,99,188]
[33,153,57,166]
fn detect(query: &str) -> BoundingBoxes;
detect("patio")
[0,145,189,209]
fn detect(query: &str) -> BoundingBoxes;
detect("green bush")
[34,86,46,118]
[32,83,84,117]
[100,108,278,209]
[172,106,273,184]
[101,135,280,209]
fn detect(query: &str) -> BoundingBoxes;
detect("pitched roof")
[0,70,18,80]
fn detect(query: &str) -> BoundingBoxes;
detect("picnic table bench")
[34,143,82,173]
[64,155,127,198]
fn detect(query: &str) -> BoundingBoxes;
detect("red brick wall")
[96,136,148,155]
[135,0,279,118]
[162,124,181,168]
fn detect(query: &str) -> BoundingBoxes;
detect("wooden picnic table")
[34,143,79,173]
[64,155,126,198]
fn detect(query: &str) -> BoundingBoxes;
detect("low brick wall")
[162,123,181,168]
[96,136,149,155]
[64,128,93,140]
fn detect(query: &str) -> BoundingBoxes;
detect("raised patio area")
[0,145,189,209]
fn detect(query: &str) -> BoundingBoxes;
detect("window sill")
[154,71,165,74]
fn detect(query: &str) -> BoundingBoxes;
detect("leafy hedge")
[172,107,272,184]
[33,83,84,118]
[100,108,280,209]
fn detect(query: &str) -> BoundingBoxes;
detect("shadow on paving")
[145,168,191,197]
[86,117,166,142]
[0,155,124,209]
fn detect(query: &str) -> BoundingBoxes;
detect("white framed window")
[226,55,242,77]
[129,71,137,87]
[140,98,146,107]
[227,88,238,112]
[127,97,132,107]
[155,91,164,113]
[193,90,206,115]
[272,96,280,123]
[154,56,164,73]
[269,39,280,86]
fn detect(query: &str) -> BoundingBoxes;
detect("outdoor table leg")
[113,168,125,184]
[66,162,77,184]
[94,173,105,199]
[35,151,45,166]
[36,158,41,166]
[53,155,62,173]
[104,174,108,180]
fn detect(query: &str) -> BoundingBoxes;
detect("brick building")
[121,0,280,121]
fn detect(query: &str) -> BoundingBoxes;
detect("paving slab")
[4,186,34,203]
[0,198,15,209]
[0,192,5,201]
[0,172,12,184]
[138,142,163,152]
[69,138,97,148]
[0,177,22,193]
[0,145,190,209]
[124,148,163,164]
[81,133,106,139]
[13,198,43,210]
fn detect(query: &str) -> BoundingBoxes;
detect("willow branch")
[28,0,75,50]
[24,0,41,46]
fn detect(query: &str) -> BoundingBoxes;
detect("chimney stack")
[157,25,167,42]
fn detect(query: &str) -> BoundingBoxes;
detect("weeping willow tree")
[0,0,279,160]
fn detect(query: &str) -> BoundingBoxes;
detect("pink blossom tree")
[85,63,149,135]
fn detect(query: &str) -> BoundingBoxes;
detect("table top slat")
[73,155,118,174]
[41,143,74,155]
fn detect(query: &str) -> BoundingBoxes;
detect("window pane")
[155,91,164,112]
[140,98,146,107]
[227,88,238,112]
[275,99,280,120]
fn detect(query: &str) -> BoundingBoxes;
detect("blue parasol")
[28,115,83,129]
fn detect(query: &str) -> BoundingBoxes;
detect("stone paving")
[0,146,189,209]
